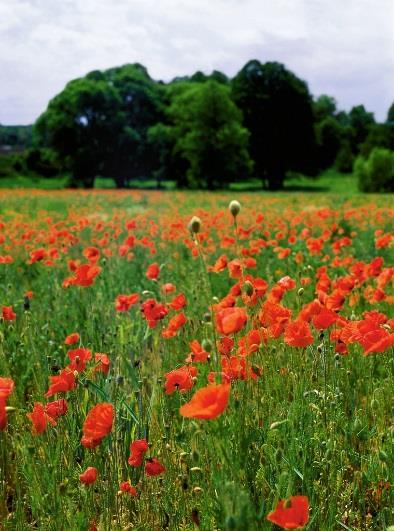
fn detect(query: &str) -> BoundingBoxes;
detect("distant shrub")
[355,147,394,192]
[25,148,60,177]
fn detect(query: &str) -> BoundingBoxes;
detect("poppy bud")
[229,200,241,218]
[379,450,388,462]
[201,339,212,352]
[370,398,379,410]
[188,216,201,234]
[242,281,254,296]
[203,312,211,323]
[297,287,304,297]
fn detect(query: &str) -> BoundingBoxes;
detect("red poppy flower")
[169,293,187,310]
[94,353,110,375]
[0,377,14,400]
[2,306,16,321]
[164,366,198,395]
[119,481,138,496]
[45,399,68,419]
[216,307,248,336]
[128,438,149,466]
[284,320,314,348]
[27,402,56,435]
[45,369,76,398]
[162,283,176,294]
[79,467,98,485]
[185,340,210,363]
[29,248,46,264]
[209,254,228,273]
[180,383,231,420]
[64,332,80,345]
[81,403,114,448]
[115,293,139,312]
[64,264,101,288]
[67,348,92,372]
[0,377,14,431]
[162,312,187,338]
[146,262,160,280]
[266,495,309,529]
[141,299,168,328]
[228,259,243,279]
[83,247,100,263]
[145,458,166,476]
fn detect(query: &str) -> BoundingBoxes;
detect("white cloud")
[1,0,393,124]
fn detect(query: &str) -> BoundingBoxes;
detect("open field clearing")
[0,189,393,530]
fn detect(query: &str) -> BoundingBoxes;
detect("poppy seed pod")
[188,216,201,234]
[229,200,241,218]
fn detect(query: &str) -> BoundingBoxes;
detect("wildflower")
[284,320,314,348]
[169,293,187,310]
[128,439,149,466]
[27,402,56,435]
[2,306,16,321]
[45,369,76,398]
[119,481,138,496]
[67,348,92,372]
[45,399,68,419]
[146,262,160,280]
[145,458,166,476]
[79,467,98,485]
[115,293,139,312]
[216,307,248,336]
[0,377,14,430]
[162,312,187,338]
[266,495,309,529]
[81,403,114,448]
[164,366,198,395]
[64,332,80,345]
[94,353,110,375]
[180,383,231,420]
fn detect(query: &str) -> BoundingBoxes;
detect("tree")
[157,81,252,189]
[35,64,163,188]
[348,105,375,150]
[231,60,317,189]
[355,147,394,192]
[315,116,343,169]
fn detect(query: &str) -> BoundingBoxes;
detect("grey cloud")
[1,0,393,124]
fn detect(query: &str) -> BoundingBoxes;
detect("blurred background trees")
[1,61,393,191]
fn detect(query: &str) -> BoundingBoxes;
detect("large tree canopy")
[152,80,252,189]
[35,64,163,187]
[232,60,318,189]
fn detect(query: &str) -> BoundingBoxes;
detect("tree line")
[2,61,394,190]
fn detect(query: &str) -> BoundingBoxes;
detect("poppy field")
[0,189,393,530]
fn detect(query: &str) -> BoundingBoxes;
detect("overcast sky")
[1,0,394,125]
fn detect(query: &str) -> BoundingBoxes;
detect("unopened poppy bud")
[203,312,211,323]
[242,280,254,296]
[188,216,201,234]
[379,450,388,462]
[201,339,212,352]
[297,287,304,296]
[370,398,379,410]
[229,200,241,218]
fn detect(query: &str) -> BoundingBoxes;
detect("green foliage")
[232,60,318,189]
[158,80,252,189]
[35,64,163,188]
[0,125,33,147]
[355,147,394,192]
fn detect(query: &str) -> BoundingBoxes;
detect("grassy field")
[0,169,361,194]
[0,189,393,530]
